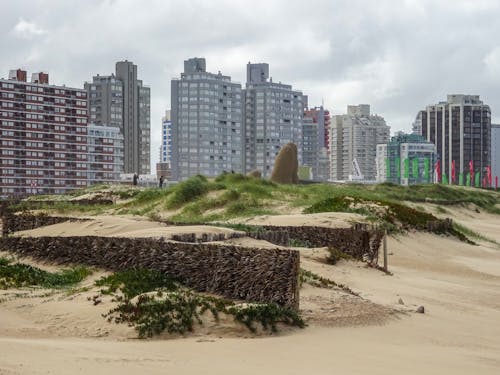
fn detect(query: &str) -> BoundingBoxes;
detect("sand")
[228,211,366,228]
[1,211,500,374]
[14,215,242,240]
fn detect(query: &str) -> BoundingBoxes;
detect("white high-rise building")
[330,105,390,181]
[159,110,172,163]
[170,58,243,181]
[243,63,304,177]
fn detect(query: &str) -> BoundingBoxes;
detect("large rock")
[271,143,299,184]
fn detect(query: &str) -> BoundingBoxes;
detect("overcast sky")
[2,0,500,168]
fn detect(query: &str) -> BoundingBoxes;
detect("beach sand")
[1,212,500,374]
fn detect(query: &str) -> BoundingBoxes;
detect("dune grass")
[15,173,500,227]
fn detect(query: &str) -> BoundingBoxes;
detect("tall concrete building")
[330,105,390,181]
[1,69,88,196]
[159,110,172,163]
[86,60,150,175]
[85,75,123,129]
[87,123,124,185]
[416,95,491,185]
[491,124,500,185]
[170,58,243,181]
[302,105,330,181]
[376,134,436,186]
[243,62,304,177]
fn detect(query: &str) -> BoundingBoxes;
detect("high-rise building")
[491,124,500,186]
[304,106,331,150]
[243,62,304,177]
[156,110,172,180]
[302,106,328,181]
[417,95,491,185]
[170,58,243,181]
[0,69,89,196]
[376,133,436,185]
[301,114,318,180]
[86,60,150,175]
[302,105,330,181]
[87,124,124,185]
[330,104,390,181]
[159,110,172,163]
[85,75,123,129]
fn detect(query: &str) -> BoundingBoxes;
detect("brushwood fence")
[0,235,300,309]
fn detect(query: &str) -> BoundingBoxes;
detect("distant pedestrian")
[159,175,164,188]
[133,173,138,186]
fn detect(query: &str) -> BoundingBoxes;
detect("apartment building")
[85,60,150,175]
[170,58,243,181]
[330,104,390,181]
[376,133,436,185]
[243,63,304,177]
[302,105,330,181]
[0,69,88,196]
[87,124,124,185]
[416,95,491,185]
[159,110,172,164]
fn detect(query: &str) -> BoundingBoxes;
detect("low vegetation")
[95,269,305,338]
[7,173,499,241]
[299,268,358,296]
[326,247,352,264]
[0,257,92,289]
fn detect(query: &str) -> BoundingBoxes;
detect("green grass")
[0,258,92,289]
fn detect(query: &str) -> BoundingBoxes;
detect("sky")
[1,0,500,170]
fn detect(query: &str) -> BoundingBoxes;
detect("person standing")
[159,175,164,188]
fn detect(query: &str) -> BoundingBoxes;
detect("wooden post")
[383,229,388,272]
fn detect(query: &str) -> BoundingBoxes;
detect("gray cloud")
[1,0,500,168]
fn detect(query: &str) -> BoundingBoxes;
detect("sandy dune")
[228,211,366,228]
[14,215,242,240]
[1,211,500,374]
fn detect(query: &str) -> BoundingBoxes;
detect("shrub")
[0,260,91,289]
[98,269,305,338]
[95,269,179,300]
[227,303,305,333]
[326,247,351,265]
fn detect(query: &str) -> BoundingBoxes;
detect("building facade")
[416,95,491,185]
[1,70,88,196]
[87,124,124,185]
[85,75,123,129]
[86,60,150,175]
[492,124,500,186]
[243,63,304,177]
[170,58,243,181]
[159,110,172,163]
[330,104,390,181]
[302,105,330,181]
[376,134,436,185]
